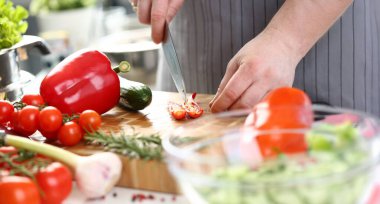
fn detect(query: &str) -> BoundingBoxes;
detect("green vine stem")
[113,61,131,74]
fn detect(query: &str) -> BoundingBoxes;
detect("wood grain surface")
[66,91,214,194]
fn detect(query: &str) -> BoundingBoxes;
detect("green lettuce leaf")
[0,0,29,50]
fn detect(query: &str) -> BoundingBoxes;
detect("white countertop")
[64,184,189,204]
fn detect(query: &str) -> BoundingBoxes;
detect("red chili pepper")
[183,93,204,119]
[168,93,204,120]
[168,102,186,120]
[40,50,130,114]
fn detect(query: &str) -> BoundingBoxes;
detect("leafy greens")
[0,0,29,50]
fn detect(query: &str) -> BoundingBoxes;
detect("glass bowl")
[163,105,380,204]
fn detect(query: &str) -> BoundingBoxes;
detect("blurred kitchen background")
[13,0,160,90]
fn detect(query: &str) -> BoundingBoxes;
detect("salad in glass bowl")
[163,88,380,204]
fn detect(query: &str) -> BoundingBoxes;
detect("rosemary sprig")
[84,131,163,160]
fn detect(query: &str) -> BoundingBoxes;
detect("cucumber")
[119,77,152,111]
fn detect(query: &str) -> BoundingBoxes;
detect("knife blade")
[162,21,187,102]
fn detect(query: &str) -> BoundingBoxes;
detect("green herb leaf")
[84,131,163,160]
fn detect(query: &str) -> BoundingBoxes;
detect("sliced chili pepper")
[183,93,203,119]
[168,102,186,120]
[168,93,204,120]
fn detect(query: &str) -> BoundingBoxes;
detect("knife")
[162,21,187,102]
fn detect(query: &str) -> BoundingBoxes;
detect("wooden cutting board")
[66,91,214,194]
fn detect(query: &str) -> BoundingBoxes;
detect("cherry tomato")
[79,110,101,133]
[58,122,82,146]
[0,146,17,154]
[10,110,33,136]
[18,106,40,135]
[168,102,186,120]
[39,106,62,133]
[0,100,14,124]
[35,162,72,204]
[39,130,58,141]
[0,176,41,204]
[244,87,313,159]
[21,94,45,107]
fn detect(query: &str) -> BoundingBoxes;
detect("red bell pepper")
[40,50,130,114]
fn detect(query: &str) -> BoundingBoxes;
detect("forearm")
[263,0,353,62]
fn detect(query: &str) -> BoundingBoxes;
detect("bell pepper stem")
[4,135,80,168]
[113,61,131,73]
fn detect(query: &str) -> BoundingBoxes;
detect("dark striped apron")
[156,0,380,115]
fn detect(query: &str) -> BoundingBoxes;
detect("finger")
[208,87,220,108]
[229,82,268,110]
[129,0,138,6]
[151,0,169,43]
[167,0,184,22]
[209,60,239,107]
[210,64,255,113]
[138,0,152,24]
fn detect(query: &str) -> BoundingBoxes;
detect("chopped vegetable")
[168,93,204,120]
[202,122,368,204]
[0,0,29,50]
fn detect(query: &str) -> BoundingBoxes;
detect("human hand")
[130,0,185,43]
[209,29,302,112]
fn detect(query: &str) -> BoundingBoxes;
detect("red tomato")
[21,94,45,107]
[35,162,72,204]
[18,106,40,135]
[0,146,17,154]
[244,87,313,159]
[0,100,14,124]
[39,130,58,141]
[58,122,82,146]
[168,102,186,120]
[79,110,101,133]
[39,106,62,133]
[0,176,41,204]
[10,110,33,136]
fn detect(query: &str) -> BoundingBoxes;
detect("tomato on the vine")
[0,100,14,124]
[39,106,62,133]
[79,110,101,133]
[18,106,40,135]
[0,176,41,204]
[58,122,82,146]
[40,130,58,141]
[10,110,33,136]
[21,94,44,107]
[35,162,72,204]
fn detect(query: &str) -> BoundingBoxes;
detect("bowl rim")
[163,104,380,188]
